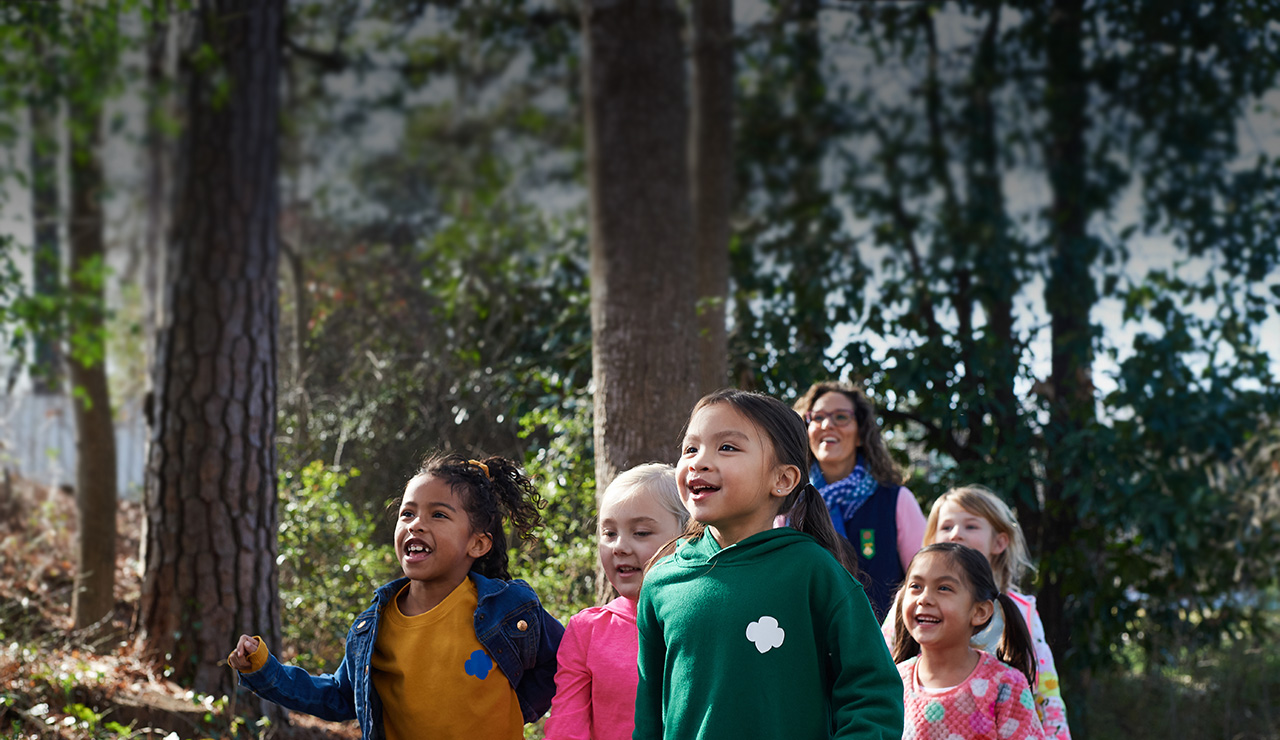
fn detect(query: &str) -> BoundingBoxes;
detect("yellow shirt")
[371,578,523,740]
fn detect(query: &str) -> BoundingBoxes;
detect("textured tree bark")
[582,0,700,496]
[1041,0,1093,659]
[140,0,284,698]
[68,91,118,632]
[691,0,733,396]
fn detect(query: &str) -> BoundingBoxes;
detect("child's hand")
[227,634,260,672]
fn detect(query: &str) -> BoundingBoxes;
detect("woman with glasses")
[792,381,926,619]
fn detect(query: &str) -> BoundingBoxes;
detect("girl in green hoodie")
[634,389,904,740]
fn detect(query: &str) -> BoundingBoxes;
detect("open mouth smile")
[686,478,720,500]
[402,538,433,562]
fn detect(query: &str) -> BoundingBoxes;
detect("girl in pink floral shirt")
[892,543,1045,740]
[884,486,1072,740]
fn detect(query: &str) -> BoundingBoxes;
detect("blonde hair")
[599,463,689,533]
[924,485,1034,592]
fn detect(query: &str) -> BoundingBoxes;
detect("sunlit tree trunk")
[582,0,699,491]
[691,0,733,395]
[1041,0,1093,658]
[68,77,118,632]
[140,0,284,698]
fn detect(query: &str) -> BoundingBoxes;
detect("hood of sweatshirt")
[602,595,638,623]
[669,526,819,569]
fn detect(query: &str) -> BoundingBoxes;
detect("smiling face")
[678,402,799,546]
[901,551,993,650]
[806,391,861,480]
[932,500,1009,565]
[395,475,492,598]
[598,486,685,600]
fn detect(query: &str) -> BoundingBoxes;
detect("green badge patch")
[860,529,875,559]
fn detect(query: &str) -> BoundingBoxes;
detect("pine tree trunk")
[68,88,118,632]
[583,0,700,494]
[691,0,733,396]
[140,0,283,697]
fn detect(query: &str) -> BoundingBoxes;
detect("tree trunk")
[582,0,699,497]
[142,0,171,373]
[690,0,733,396]
[67,75,118,633]
[28,27,61,396]
[1040,0,1093,659]
[140,0,284,698]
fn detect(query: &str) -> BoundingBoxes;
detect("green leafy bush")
[515,394,598,623]
[277,461,397,673]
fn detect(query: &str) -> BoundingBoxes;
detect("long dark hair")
[793,381,904,487]
[665,388,861,578]
[412,453,546,581]
[891,542,1036,687]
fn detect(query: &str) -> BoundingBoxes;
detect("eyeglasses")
[805,410,855,427]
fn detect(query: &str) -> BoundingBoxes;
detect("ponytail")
[890,542,1037,688]
[414,453,547,582]
[788,484,861,579]
[993,592,1037,688]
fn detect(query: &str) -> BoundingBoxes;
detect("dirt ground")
[0,471,360,740]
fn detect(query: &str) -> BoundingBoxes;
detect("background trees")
[0,0,1277,735]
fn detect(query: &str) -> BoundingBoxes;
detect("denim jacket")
[236,572,564,739]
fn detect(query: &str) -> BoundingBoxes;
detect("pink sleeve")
[544,613,593,740]
[879,602,896,648]
[896,486,927,572]
[994,667,1047,740]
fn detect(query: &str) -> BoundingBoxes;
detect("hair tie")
[467,459,491,479]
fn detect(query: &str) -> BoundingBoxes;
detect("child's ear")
[468,532,493,559]
[991,531,1010,556]
[970,597,995,628]
[771,464,801,499]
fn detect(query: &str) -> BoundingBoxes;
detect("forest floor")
[0,474,359,740]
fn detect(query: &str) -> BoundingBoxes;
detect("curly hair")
[412,453,546,581]
[793,381,904,487]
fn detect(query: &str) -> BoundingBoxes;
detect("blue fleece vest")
[836,482,902,621]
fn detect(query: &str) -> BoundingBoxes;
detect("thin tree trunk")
[140,0,284,698]
[691,0,733,395]
[583,0,699,498]
[68,82,118,633]
[28,27,61,396]
[1041,0,1093,658]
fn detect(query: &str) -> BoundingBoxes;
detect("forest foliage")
[1,0,1279,735]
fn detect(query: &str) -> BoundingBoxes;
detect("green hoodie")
[634,527,904,740]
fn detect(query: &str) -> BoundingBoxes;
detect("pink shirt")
[895,485,928,572]
[900,650,1045,740]
[544,597,638,740]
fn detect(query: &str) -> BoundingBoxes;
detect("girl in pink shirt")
[893,543,1044,740]
[544,464,689,740]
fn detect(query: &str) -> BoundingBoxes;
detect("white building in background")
[0,391,148,499]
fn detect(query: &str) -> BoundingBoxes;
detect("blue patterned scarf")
[810,457,879,540]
